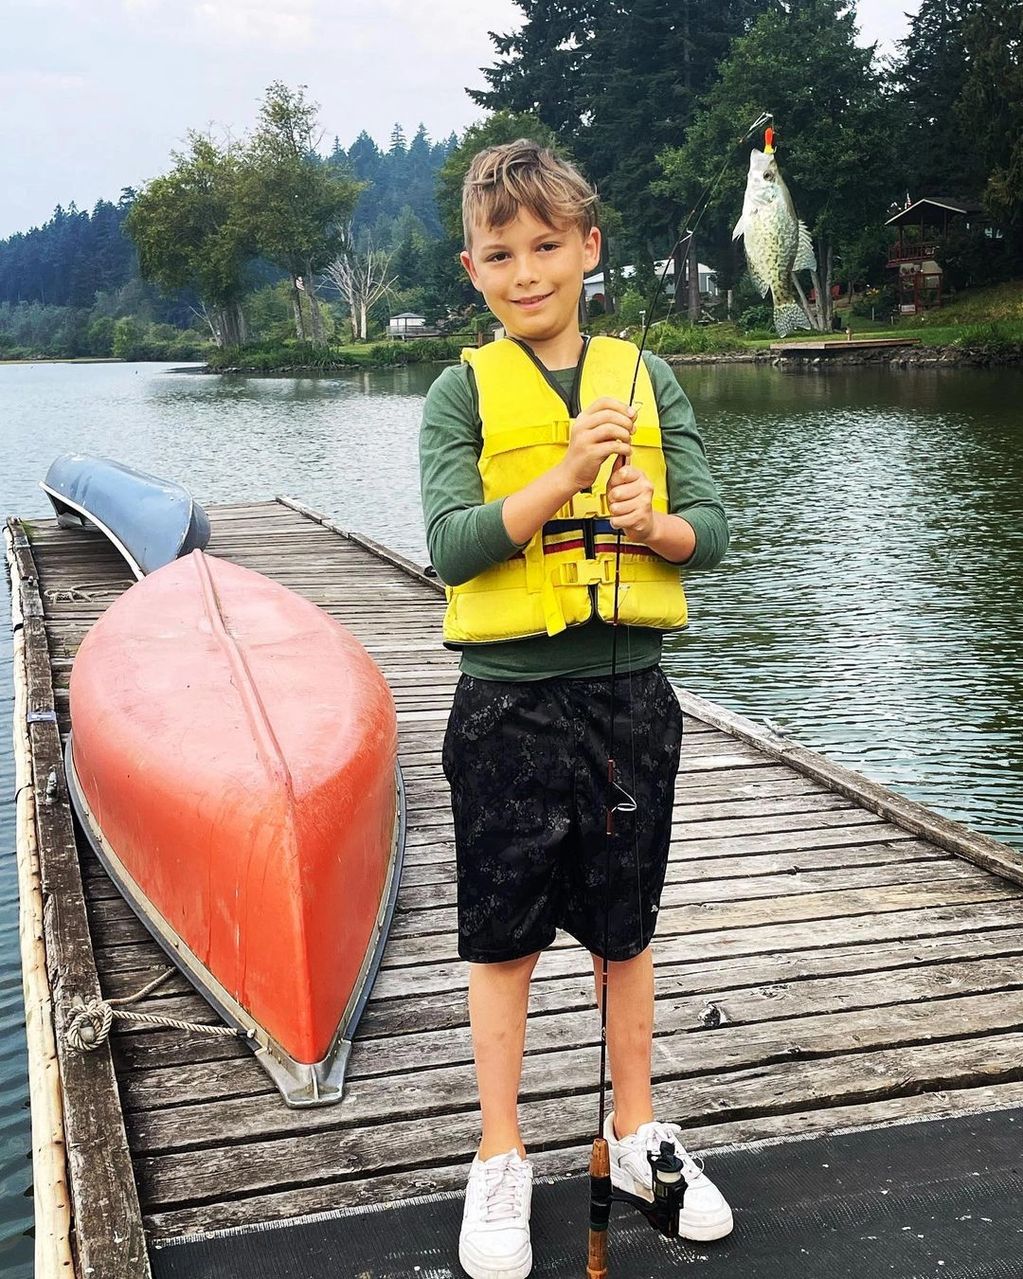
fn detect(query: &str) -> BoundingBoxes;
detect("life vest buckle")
[555,558,616,587]
[570,492,608,519]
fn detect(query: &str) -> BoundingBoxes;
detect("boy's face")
[461,208,600,353]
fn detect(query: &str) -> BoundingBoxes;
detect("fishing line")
[589,107,773,1279]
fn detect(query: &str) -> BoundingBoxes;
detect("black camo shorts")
[441,665,683,964]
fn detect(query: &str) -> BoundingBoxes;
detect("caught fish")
[732,147,816,337]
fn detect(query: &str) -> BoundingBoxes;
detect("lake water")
[2,359,1022,1273]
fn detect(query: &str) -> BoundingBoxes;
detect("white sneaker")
[603,1113,733,1242]
[458,1148,533,1279]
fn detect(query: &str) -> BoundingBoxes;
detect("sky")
[0,0,921,240]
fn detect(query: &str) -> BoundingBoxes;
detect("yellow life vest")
[443,335,689,645]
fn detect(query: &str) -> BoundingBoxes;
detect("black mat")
[150,1106,1023,1279]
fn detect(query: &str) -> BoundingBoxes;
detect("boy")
[419,141,732,1279]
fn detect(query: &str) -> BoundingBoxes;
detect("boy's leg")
[591,946,655,1136]
[470,951,541,1158]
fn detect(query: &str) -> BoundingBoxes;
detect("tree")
[890,0,988,201]
[956,0,1023,247]
[125,133,253,347]
[470,1,603,140]
[322,225,396,340]
[659,0,898,331]
[241,82,362,344]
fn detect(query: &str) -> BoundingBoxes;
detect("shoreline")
[4,344,1020,375]
[205,342,1023,374]
[661,344,1023,368]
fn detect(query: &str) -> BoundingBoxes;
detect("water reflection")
[666,363,1023,847]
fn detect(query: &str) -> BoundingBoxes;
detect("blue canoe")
[40,454,210,578]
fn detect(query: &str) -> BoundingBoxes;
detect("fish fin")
[774,301,812,338]
[732,213,745,241]
[746,258,771,298]
[794,221,817,273]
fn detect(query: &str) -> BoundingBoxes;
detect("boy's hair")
[461,140,598,249]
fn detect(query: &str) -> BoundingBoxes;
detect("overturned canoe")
[41,453,210,578]
[65,551,404,1106]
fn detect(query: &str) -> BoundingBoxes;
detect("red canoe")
[66,550,404,1106]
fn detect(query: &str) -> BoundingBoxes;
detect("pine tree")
[956,0,1023,244]
[891,0,988,200]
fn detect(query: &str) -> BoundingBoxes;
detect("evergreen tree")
[470,0,603,140]
[891,0,987,200]
[956,0,1023,244]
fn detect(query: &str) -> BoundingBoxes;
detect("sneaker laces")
[479,1153,529,1222]
[639,1121,705,1182]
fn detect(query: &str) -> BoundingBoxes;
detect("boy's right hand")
[558,398,636,492]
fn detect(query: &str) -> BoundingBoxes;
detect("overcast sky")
[0,0,921,239]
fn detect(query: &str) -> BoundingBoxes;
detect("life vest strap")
[484,420,572,456]
[549,558,618,588]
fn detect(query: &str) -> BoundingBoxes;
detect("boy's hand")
[607,463,656,541]
[558,397,636,491]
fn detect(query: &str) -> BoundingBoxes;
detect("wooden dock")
[769,337,922,354]
[7,497,1023,1278]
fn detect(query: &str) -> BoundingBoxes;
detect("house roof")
[390,312,425,320]
[885,197,985,227]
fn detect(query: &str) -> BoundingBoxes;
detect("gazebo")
[884,197,985,314]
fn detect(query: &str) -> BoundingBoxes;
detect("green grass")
[897,279,1023,328]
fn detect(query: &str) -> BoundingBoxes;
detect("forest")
[0,0,1019,362]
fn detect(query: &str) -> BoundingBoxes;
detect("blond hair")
[461,140,598,248]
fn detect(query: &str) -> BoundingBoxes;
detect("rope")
[63,968,251,1053]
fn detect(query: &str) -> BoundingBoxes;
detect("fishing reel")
[614,1141,687,1238]
[587,1138,689,1278]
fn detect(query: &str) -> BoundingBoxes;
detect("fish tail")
[774,301,811,338]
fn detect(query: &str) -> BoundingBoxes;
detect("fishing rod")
[587,107,773,1279]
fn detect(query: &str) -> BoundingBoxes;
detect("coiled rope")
[64,967,251,1052]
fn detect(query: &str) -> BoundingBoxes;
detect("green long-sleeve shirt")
[419,350,729,680]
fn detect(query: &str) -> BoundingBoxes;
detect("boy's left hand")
[607,463,656,541]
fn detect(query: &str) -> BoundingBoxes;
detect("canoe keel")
[66,551,406,1107]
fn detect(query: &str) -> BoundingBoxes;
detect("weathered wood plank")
[85,873,1018,965]
[115,955,1023,1115]
[104,923,1023,1053]
[135,1025,1023,1209]
[85,858,989,947]
[142,1075,1023,1237]
[7,519,151,1279]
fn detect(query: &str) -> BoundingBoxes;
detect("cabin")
[583,261,720,311]
[884,197,986,314]
[388,312,433,339]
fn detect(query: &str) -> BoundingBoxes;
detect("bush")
[738,304,773,333]
[947,321,1023,354]
[616,287,646,327]
[647,322,744,356]
[204,336,466,372]
[849,285,896,320]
